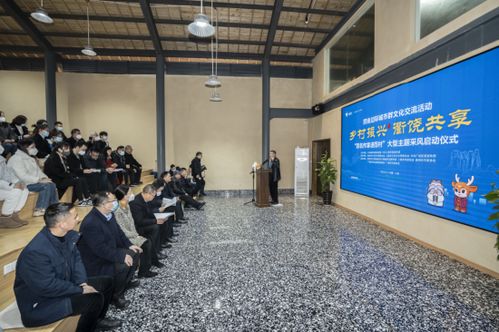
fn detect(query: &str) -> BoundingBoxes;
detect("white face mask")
[128,194,135,202]
[118,151,125,156]
[0,145,4,155]
[0,117,5,123]
[101,136,108,141]
[156,191,162,197]
[78,150,86,156]
[54,136,63,143]
[28,147,38,156]
[75,134,82,140]
[56,126,63,131]
[94,136,101,141]
[41,130,49,138]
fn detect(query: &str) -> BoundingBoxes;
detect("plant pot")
[322,190,333,205]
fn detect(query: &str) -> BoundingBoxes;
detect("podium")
[255,169,271,207]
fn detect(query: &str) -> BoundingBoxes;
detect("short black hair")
[75,140,87,148]
[55,121,63,126]
[92,192,112,207]
[89,147,100,154]
[12,115,27,126]
[180,167,187,171]
[270,150,276,154]
[117,145,125,150]
[152,179,165,190]
[115,185,130,201]
[44,203,74,228]
[71,128,80,135]
[99,131,108,136]
[196,152,202,157]
[160,171,170,179]
[170,164,175,168]
[18,138,34,150]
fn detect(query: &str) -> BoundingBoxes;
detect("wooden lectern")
[255,169,271,207]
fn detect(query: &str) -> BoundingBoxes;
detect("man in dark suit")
[190,151,207,196]
[264,150,281,205]
[124,145,142,185]
[160,171,186,221]
[33,123,52,158]
[172,171,206,210]
[83,148,109,194]
[14,203,120,331]
[78,192,142,309]
[129,184,171,252]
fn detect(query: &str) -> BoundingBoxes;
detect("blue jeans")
[27,182,59,210]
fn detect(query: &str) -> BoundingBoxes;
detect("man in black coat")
[160,171,186,221]
[129,184,171,252]
[124,145,142,185]
[263,149,281,205]
[14,203,120,331]
[33,123,52,158]
[78,192,142,309]
[190,151,207,196]
[172,171,205,210]
[44,142,91,204]
[83,147,109,194]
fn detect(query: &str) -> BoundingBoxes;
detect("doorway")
[312,139,331,196]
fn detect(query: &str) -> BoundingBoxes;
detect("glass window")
[419,0,485,39]
[328,5,375,93]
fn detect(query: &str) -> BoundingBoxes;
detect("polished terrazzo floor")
[110,195,499,331]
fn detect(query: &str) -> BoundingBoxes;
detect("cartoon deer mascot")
[451,174,478,213]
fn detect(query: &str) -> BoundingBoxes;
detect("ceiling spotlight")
[205,74,221,88]
[209,91,223,102]
[31,4,53,24]
[305,14,309,25]
[81,45,97,57]
[188,13,215,38]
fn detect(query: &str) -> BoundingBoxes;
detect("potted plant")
[484,170,499,260]
[316,152,337,205]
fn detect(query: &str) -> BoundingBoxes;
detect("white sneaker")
[271,203,283,207]
[32,209,45,217]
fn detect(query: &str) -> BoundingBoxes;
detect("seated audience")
[78,192,141,309]
[14,203,121,331]
[124,145,142,185]
[94,131,109,153]
[130,185,171,253]
[112,146,129,185]
[0,111,17,143]
[33,122,52,159]
[114,185,164,278]
[105,147,119,189]
[160,171,187,222]
[0,144,29,228]
[150,179,179,235]
[83,147,108,194]
[172,170,205,210]
[11,115,30,141]
[67,128,83,148]
[50,121,67,141]
[44,142,91,206]
[8,138,59,217]
[180,167,200,197]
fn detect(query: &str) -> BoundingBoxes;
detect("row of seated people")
[13,166,207,331]
[0,121,143,228]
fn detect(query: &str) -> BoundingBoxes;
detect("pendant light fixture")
[81,3,97,57]
[209,88,223,102]
[205,2,221,88]
[188,0,215,38]
[31,0,53,24]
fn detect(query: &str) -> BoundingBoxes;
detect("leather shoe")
[138,271,158,278]
[126,279,140,290]
[173,223,181,228]
[112,297,129,309]
[176,220,188,224]
[196,202,206,210]
[96,318,122,330]
[179,217,189,221]
[153,261,165,268]
[157,252,168,260]
[161,243,172,249]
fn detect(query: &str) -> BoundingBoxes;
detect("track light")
[31,1,53,24]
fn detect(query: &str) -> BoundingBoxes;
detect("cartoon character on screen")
[427,180,445,207]
[451,174,478,213]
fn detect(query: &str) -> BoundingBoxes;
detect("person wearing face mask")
[0,111,17,144]
[112,146,129,185]
[114,185,163,279]
[10,115,30,141]
[93,131,109,154]
[124,145,142,185]
[67,128,83,148]
[67,140,91,181]
[78,192,142,309]
[33,123,52,159]
[0,143,30,228]
[49,121,67,141]
[7,138,59,217]
[44,142,92,207]
[83,147,109,194]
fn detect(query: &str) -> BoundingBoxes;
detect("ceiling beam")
[0,0,53,52]
[138,0,162,54]
[316,0,368,53]
[0,30,318,50]
[264,0,284,59]
[0,13,331,34]
[0,45,313,62]
[111,0,346,16]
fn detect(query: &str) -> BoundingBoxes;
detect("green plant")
[315,152,337,193]
[484,170,499,260]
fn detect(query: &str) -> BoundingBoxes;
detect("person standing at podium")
[263,150,281,205]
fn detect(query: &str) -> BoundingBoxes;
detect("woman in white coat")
[7,138,59,217]
[0,144,29,228]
